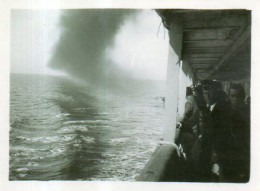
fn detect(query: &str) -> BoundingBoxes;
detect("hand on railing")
[212,163,220,176]
[178,144,186,160]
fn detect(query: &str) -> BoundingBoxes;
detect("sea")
[9,73,166,181]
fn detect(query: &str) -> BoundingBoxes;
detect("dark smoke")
[49,9,139,89]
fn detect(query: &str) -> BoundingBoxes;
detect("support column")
[164,17,183,142]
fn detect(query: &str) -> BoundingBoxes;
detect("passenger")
[229,84,246,110]
[245,96,250,107]
[226,84,250,182]
[175,82,249,182]
[184,87,197,118]
[180,87,199,133]
[176,87,199,159]
[196,80,231,182]
[175,87,199,180]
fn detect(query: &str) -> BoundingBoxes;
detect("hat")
[201,80,222,90]
[201,80,213,90]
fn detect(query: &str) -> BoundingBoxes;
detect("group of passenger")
[176,80,250,182]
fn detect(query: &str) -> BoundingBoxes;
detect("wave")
[56,125,89,134]
[9,74,165,180]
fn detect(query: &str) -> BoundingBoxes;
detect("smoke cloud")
[49,9,139,89]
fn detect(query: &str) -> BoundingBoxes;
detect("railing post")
[164,17,183,142]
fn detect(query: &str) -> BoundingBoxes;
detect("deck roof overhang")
[156,9,251,81]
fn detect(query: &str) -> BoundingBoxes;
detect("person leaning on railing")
[175,87,199,158]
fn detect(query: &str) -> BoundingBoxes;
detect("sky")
[11,10,63,76]
[11,9,169,80]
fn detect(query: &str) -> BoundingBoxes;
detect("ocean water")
[9,73,166,181]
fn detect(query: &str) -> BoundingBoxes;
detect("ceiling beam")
[184,39,233,48]
[183,53,223,58]
[190,57,220,62]
[184,28,239,41]
[196,69,210,72]
[183,15,249,29]
[183,27,239,32]
[207,25,251,78]
[191,65,211,69]
[191,63,212,66]
[190,61,216,65]
[184,47,225,53]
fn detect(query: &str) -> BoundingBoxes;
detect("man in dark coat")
[198,80,232,182]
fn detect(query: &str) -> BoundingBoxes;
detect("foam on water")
[18,174,27,178]
[16,135,60,143]
[27,162,39,167]
[56,113,70,118]
[16,168,29,172]
[110,137,130,144]
[49,147,67,156]
[56,125,89,133]
[80,135,95,144]
[9,74,165,180]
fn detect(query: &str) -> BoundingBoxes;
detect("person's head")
[245,96,250,106]
[201,80,222,105]
[229,84,245,109]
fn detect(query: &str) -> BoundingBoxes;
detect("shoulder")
[212,101,232,117]
[215,100,230,111]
